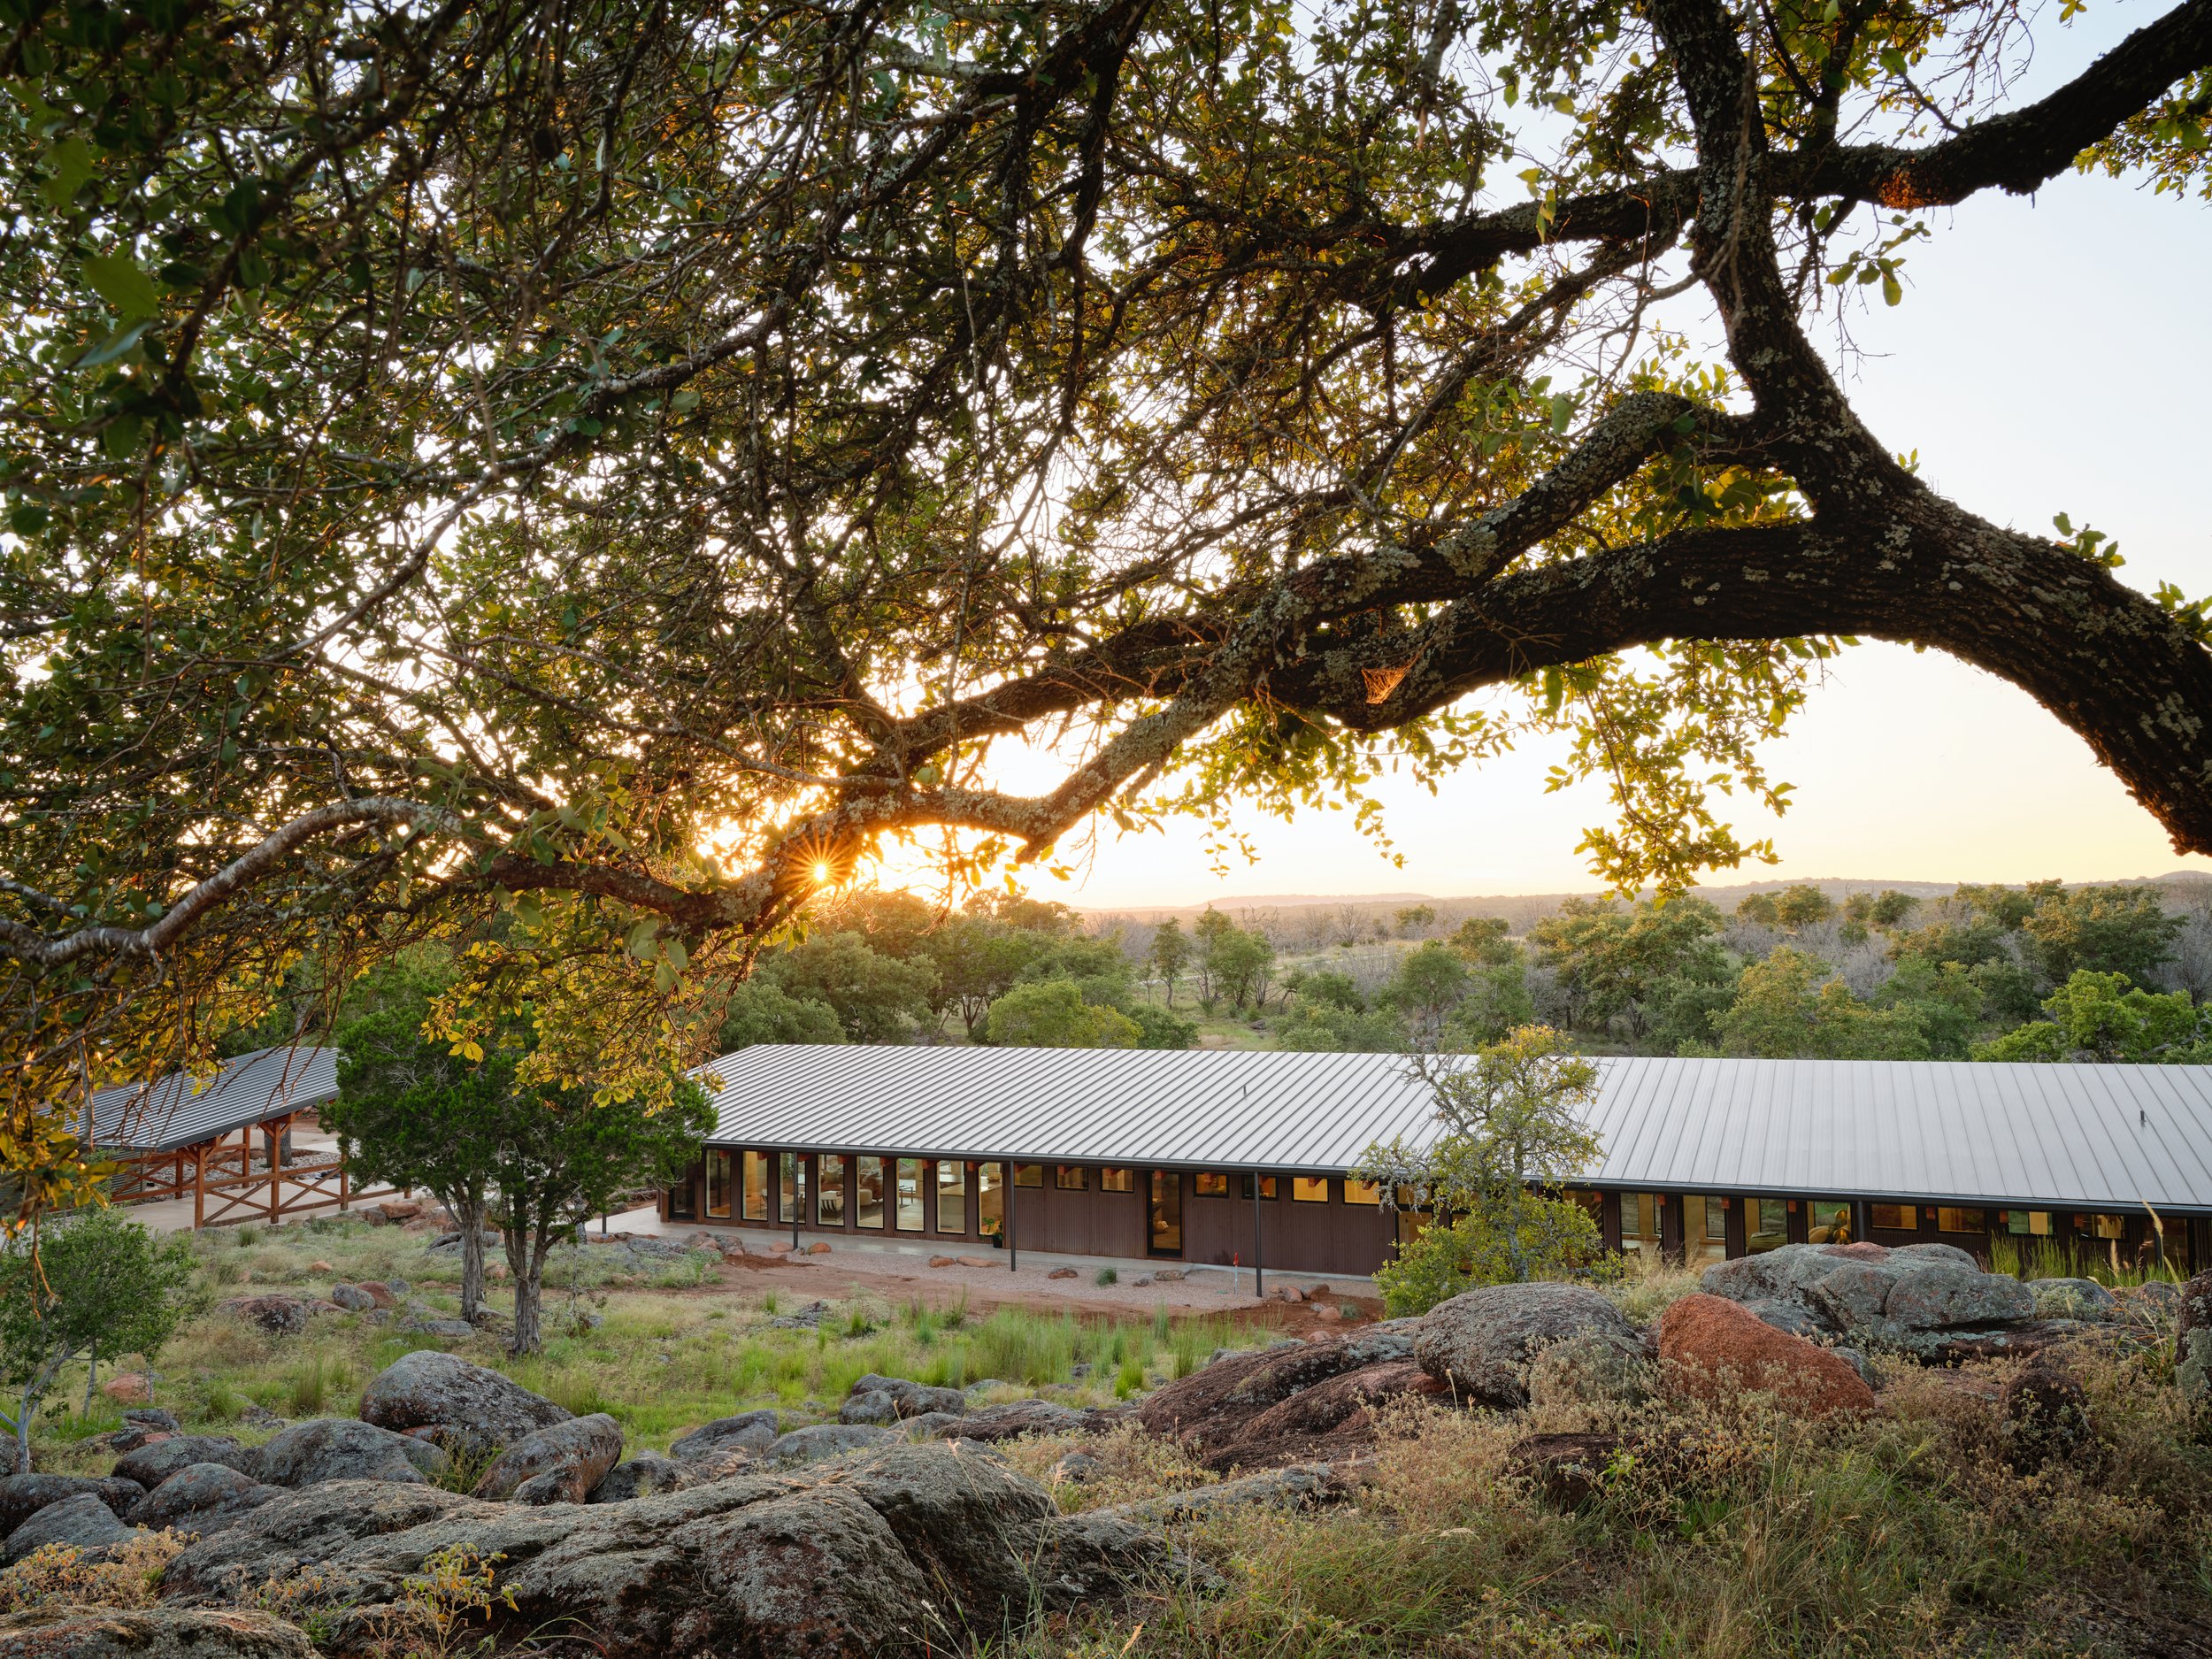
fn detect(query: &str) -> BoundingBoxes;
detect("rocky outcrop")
[1655,1294,1876,1417]
[214,1297,315,1337]
[838,1374,967,1425]
[113,1437,257,1491]
[0,1607,316,1658]
[1412,1284,1645,1409]
[1200,1361,1448,1473]
[767,1424,895,1465]
[250,1419,447,1488]
[1090,1461,1362,1525]
[473,1414,624,1503]
[946,1400,1093,1442]
[1700,1243,2036,1358]
[1506,1432,1619,1509]
[670,1410,780,1463]
[1138,1332,1415,1455]
[127,1463,281,1535]
[0,1474,143,1538]
[2177,1270,2211,1420]
[357,1350,569,1454]
[589,1453,688,1502]
[160,1442,1194,1658]
[1528,1333,1655,1409]
[2,1490,139,1564]
[2028,1278,2119,1321]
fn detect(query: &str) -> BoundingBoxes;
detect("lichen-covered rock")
[588,1452,688,1503]
[2,1491,138,1565]
[215,1296,313,1337]
[473,1414,623,1503]
[1202,1360,1448,1472]
[1138,1331,1415,1449]
[1656,1294,1876,1417]
[1505,1432,1618,1509]
[0,1474,144,1538]
[0,1607,315,1658]
[160,1442,1181,1657]
[127,1464,280,1534]
[1412,1283,1645,1409]
[837,1375,967,1425]
[670,1410,780,1463]
[947,1399,1091,1442]
[2177,1270,2212,1421]
[251,1419,446,1488]
[1527,1332,1655,1410]
[2029,1278,2119,1321]
[357,1350,569,1455]
[1700,1242,2036,1357]
[112,1437,257,1491]
[767,1424,895,1465]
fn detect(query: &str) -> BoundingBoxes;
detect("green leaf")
[83,254,161,319]
[43,136,95,210]
[1880,271,1903,307]
[77,320,152,368]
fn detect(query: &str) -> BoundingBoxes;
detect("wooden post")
[339,1156,349,1212]
[193,1144,206,1231]
[1007,1166,1018,1272]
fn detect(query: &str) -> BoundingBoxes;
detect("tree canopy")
[7,0,2212,1217]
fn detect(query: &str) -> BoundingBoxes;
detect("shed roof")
[694,1045,2212,1216]
[86,1047,341,1155]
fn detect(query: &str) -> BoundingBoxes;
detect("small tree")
[0,1209,195,1471]
[329,957,507,1318]
[488,1079,715,1355]
[1148,918,1191,1009]
[1356,1026,1604,1317]
[979,979,1141,1049]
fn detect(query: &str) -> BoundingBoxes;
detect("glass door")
[1148,1170,1183,1256]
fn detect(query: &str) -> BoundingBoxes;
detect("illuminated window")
[937,1161,966,1232]
[1804,1197,1856,1245]
[896,1159,926,1231]
[2006,1209,2052,1237]
[1194,1171,1229,1196]
[1014,1164,1044,1187]
[1100,1168,1134,1193]
[1056,1164,1087,1192]
[855,1157,884,1229]
[1292,1177,1329,1203]
[1683,1194,1726,1264]
[978,1163,1005,1241]
[1343,1179,1382,1206]
[817,1155,845,1226]
[705,1150,732,1219]
[1621,1193,1663,1252]
[1240,1174,1279,1200]
[1746,1197,1788,1254]
[779,1153,807,1225]
[2092,1213,2126,1240]
[1870,1204,1916,1231]
[1937,1208,1986,1234]
[741,1151,770,1222]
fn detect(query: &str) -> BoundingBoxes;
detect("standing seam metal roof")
[85,1047,341,1155]
[693,1045,2212,1214]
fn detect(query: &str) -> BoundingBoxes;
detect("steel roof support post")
[1008,1169,1018,1273]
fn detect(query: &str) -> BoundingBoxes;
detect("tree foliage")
[9,0,2212,1219]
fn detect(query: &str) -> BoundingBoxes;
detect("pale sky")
[897,4,2212,911]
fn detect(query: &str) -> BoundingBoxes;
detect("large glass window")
[896,1158,926,1232]
[937,1161,966,1233]
[742,1151,769,1222]
[1292,1177,1329,1203]
[705,1150,732,1219]
[1679,1194,1726,1264]
[1621,1192,1663,1252]
[1056,1165,1087,1191]
[979,1162,1005,1243]
[1194,1171,1229,1196]
[1804,1196,1856,1245]
[1747,1197,1789,1254]
[1937,1207,1985,1234]
[779,1153,807,1225]
[2006,1209,2052,1236]
[1240,1174,1278,1200]
[856,1156,885,1229]
[1343,1179,1383,1206]
[2090,1213,2126,1240]
[1100,1168,1134,1193]
[1014,1164,1044,1187]
[1148,1169,1182,1254]
[818,1155,846,1227]
[1870,1203,1917,1231]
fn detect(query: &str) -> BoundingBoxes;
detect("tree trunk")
[82,1336,97,1415]
[504,1223,540,1356]
[454,1189,488,1320]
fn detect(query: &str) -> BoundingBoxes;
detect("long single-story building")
[662,1046,2212,1279]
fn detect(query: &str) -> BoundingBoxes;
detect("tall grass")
[1988,1232,2185,1286]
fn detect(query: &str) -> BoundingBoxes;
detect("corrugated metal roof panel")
[692,1046,2212,1213]
[86,1047,341,1155]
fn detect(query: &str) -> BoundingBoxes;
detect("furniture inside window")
[1056,1165,1087,1191]
[1194,1171,1228,1196]
[1804,1196,1856,1245]
[1148,1169,1182,1254]
[979,1162,1005,1243]
[741,1151,769,1221]
[856,1156,885,1229]
[1746,1196,1789,1253]
[1240,1174,1278,1200]
[896,1158,926,1232]
[817,1155,846,1227]
[1291,1176,1329,1203]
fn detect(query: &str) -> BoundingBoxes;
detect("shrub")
[0,1531,187,1613]
[1094,1266,1119,1286]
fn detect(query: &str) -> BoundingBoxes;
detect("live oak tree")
[5,0,2212,1219]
